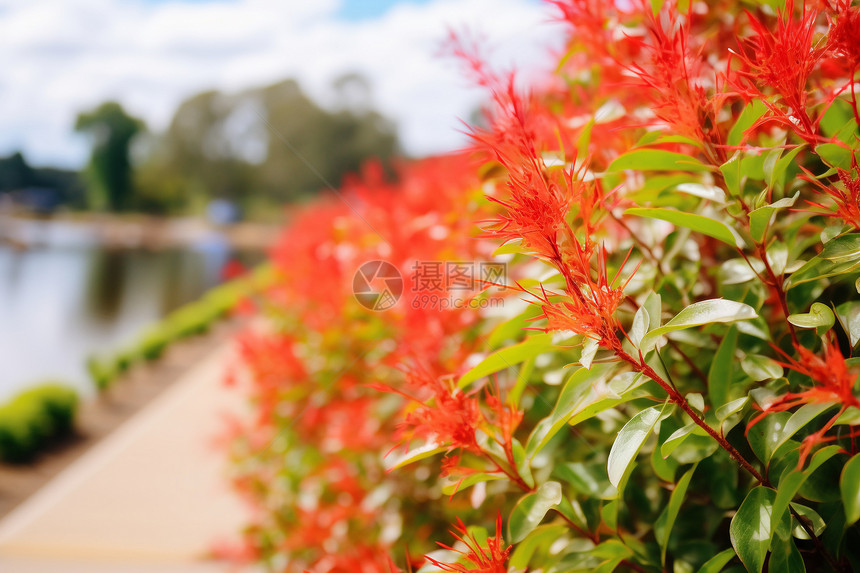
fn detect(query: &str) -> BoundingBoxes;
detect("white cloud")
[0,0,565,168]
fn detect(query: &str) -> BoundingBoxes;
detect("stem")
[850,68,860,131]
[755,241,799,346]
[551,508,599,544]
[667,339,709,389]
[552,509,646,572]
[790,505,846,572]
[611,340,768,485]
[487,452,534,493]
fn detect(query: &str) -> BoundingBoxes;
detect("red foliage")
[730,0,824,140]
[425,514,511,573]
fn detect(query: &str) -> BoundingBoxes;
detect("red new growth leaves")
[425,514,511,573]
[827,0,860,73]
[730,0,824,140]
[754,337,860,422]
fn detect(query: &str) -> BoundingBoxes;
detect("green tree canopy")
[136,75,400,216]
[75,102,144,212]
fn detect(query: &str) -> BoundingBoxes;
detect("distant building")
[206,199,242,225]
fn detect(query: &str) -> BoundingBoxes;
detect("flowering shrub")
[225,1,860,571]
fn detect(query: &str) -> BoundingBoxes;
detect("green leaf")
[785,234,860,290]
[661,422,705,459]
[720,153,742,196]
[441,472,504,496]
[525,365,645,459]
[487,304,542,350]
[787,302,835,333]
[697,548,736,573]
[492,239,526,256]
[607,404,666,489]
[554,462,616,499]
[509,524,570,570]
[629,304,650,349]
[589,539,634,573]
[768,403,836,459]
[772,446,842,541]
[509,357,535,407]
[608,149,709,172]
[841,454,860,526]
[835,301,860,348]
[741,354,784,382]
[815,143,856,170]
[639,299,757,353]
[580,337,599,369]
[747,412,791,464]
[766,146,805,191]
[768,508,805,573]
[675,182,726,203]
[728,100,768,146]
[643,291,663,330]
[655,464,697,564]
[625,207,741,248]
[716,397,749,422]
[730,486,777,573]
[708,326,738,408]
[458,334,554,388]
[385,441,445,470]
[508,481,563,543]
[748,192,799,243]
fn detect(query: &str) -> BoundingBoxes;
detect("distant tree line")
[0,152,84,212]
[76,74,401,218]
[0,74,400,219]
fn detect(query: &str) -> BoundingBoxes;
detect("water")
[0,220,259,401]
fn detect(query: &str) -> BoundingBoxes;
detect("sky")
[0,0,566,169]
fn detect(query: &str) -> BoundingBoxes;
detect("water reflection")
[0,235,255,401]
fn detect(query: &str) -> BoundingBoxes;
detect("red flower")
[425,514,511,573]
[730,0,825,140]
[527,244,636,345]
[749,337,860,429]
[803,159,860,229]
[827,0,860,72]
[380,368,484,453]
[625,8,715,145]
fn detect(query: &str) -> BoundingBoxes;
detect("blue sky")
[0,0,562,168]
[141,0,440,20]
[336,0,434,21]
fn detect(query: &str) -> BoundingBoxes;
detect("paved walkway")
[0,343,252,572]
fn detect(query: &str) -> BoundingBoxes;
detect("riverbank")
[0,213,281,251]
[0,317,243,520]
[0,324,251,571]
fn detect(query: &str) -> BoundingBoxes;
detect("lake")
[0,218,263,401]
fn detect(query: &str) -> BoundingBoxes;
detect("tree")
[135,75,401,215]
[75,102,144,212]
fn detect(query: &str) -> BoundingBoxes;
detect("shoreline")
[0,318,244,520]
[0,213,281,252]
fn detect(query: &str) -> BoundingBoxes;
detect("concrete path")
[0,343,252,572]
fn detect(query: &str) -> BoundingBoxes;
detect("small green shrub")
[86,356,119,391]
[137,327,171,362]
[0,384,78,463]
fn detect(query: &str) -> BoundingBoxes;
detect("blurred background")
[0,0,562,570]
[0,0,558,401]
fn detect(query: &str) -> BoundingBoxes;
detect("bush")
[86,356,120,391]
[0,384,78,463]
[223,1,860,571]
